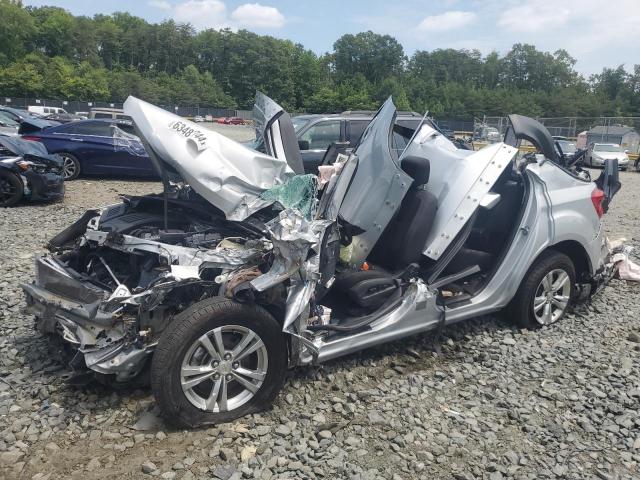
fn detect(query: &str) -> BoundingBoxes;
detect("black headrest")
[401,155,430,186]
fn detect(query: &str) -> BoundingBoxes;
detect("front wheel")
[0,171,23,207]
[59,153,81,180]
[507,251,575,328]
[151,297,288,428]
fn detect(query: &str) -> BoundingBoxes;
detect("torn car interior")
[21,93,620,427]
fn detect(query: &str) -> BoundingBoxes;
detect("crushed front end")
[21,194,274,382]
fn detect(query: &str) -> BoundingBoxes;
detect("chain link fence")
[476,115,640,154]
[1,95,250,119]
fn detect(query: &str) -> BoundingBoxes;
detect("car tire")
[151,297,288,428]
[507,250,575,329]
[59,153,81,180]
[0,171,23,207]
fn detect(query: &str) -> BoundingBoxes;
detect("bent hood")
[123,96,294,221]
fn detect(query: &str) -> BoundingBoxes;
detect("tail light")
[21,135,41,141]
[591,187,605,218]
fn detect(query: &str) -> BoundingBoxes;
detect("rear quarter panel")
[446,162,603,324]
[529,161,605,273]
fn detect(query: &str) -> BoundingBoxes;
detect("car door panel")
[337,98,412,264]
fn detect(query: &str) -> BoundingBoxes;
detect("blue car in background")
[22,119,156,180]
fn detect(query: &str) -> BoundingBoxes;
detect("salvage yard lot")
[0,169,639,479]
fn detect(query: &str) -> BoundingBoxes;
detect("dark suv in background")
[292,110,423,172]
[250,110,423,173]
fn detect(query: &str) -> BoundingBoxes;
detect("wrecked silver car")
[21,93,620,427]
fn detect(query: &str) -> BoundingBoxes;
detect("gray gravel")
[1,168,639,479]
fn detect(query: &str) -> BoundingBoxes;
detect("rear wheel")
[59,153,80,180]
[507,251,575,328]
[151,297,287,428]
[0,171,23,207]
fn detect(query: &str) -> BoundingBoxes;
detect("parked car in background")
[584,143,629,170]
[90,107,133,123]
[205,114,213,122]
[0,106,40,124]
[222,116,246,125]
[44,112,85,123]
[74,111,89,119]
[21,119,154,180]
[0,111,20,136]
[28,106,67,116]
[473,125,501,143]
[0,136,64,207]
[193,115,204,122]
[556,139,577,161]
[251,110,423,173]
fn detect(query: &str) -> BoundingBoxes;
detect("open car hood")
[0,136,63,166]
[124,96,294,221]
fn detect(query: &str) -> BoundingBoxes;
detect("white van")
[28,105,67,116]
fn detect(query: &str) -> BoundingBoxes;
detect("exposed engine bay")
[23,193,285,381]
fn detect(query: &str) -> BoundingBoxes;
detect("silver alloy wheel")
[180,325,268,412]
[61,155,77,179]
[533,268,571,325]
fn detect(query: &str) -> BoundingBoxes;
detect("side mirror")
[298,139,310,151]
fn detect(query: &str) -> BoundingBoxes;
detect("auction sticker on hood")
[168,120,208,151]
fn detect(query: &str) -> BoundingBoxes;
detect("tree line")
[1,0,639,118]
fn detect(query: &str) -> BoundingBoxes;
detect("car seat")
[334,155,437,310]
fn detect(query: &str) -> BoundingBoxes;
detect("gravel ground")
[0,166,639,480]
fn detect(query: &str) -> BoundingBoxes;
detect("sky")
[23,0,640,76]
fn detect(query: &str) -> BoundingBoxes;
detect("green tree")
[333,31,405,83]
[0,0,37,65]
